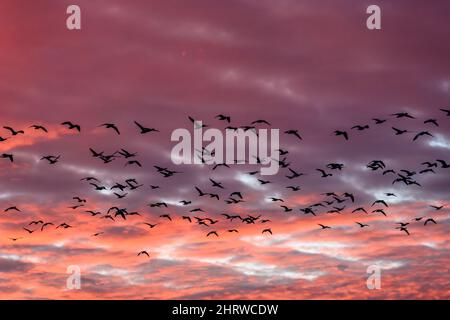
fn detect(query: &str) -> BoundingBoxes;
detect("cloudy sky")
[0,0,449,299]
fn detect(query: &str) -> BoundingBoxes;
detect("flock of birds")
[1,108,449,257]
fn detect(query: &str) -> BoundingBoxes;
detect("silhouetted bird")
[100,123,120,135]
[134,121,159,134]
[391,112,415,119]
[413,131,433,141]
[334,130,348,140]
[424,119,438,127]
[215,114,231,123]
[138,251,150,257]
[356,222,369,228]
[285,130,302,140]
[61,121,81,132]
[30,125,48,133]
[3,126,24,135]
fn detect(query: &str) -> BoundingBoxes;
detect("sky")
[0,0,449,299]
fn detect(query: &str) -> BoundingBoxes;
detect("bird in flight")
[351,125,369,131]
[138,251,150,257]
[143,223,158,229]
[391,112,415,119]
[215,114,231,123]
[92,232,104,237]
[209,178,225,189]
[1,153,14,162]
[4,206,20,212]
[372,118,387,124]
[316,169,332,178]
[284,130,302,140]
[134,121,159,134]
[413,131,433,141]
[396,227,410,235]
[3,126,24,135]
[424,119,438,127]
[356,222,369,228]
[100,123,120,135]
[207,231,219,237]
[318,224,331,230]
[61,121,81,132]
[30,125,48,133]
[262,228,273,235]
[334,130,349,140]
[188,116,208,129]
[252,119,271,126]
[424,218,437,225]
[439,108,450,116]
[392,127,409,135]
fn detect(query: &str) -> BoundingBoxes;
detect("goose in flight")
[356,222,369,228]
[215,114,231,123]
[424,119,438,127]
[352,207,368,214]
[23,228,35,234]
[30,125,48,133]
[134,121,159,134]
[334,130,348,140]
[280,205,292,213]
[372,200,388,207]
[396,227,410,235]
[286,168,303,179]
[61,121,81,132]
[284,130,302,140]
[351,125,369,131]
[209,178,225,189]
[392,127,409,135]
[391,112,415,119]
[413,131,433,141]
[3,126,24,135]
[138,251,150,257]
[207,231,219,237]
[41,222,54,231]
[316,169,332,178]
[100,123,120,135]
[396,222,410,227]
[252,119,271,126]
[4,206,20,212]
[230,191,243,199]
[73,197,87,203]
[1,153,14,162]
[318,224,331,230]
[143,223,158,228]
[188,116,208,129]
[372,118,387,124]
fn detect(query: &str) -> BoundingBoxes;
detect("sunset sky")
[0,0,449,299]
